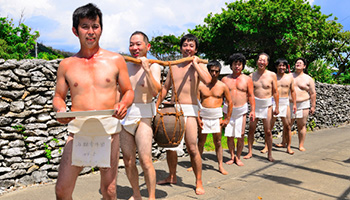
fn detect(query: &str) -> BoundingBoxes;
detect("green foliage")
[189,0,342,70]
[307,59,337,84]
[149,34,182,60]
[43,143,52,162]
[37,52,60,60]
[0,17,39,60]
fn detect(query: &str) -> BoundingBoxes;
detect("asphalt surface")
[1,125,350,200]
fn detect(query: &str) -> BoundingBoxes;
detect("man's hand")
[197,117,203,129]
[56,109,75,124]
[249,111,256,122]
[140,57,151,72]
[293,104,297,114]
[220,118,229,128]
[113,102,128,119]
[310,106,315,115]
[273,108,279,116]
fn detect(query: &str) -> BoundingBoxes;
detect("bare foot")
[195,182,205,195]
[275,143,286,148]
[219,167,228,175]
[128,195,142,200]
[260,147,268,154]
[225,159,234,165]
[287,149,294,155]
[235,157,244,166]
[299,147,306,151]
[243,153,252,159]
[157,176,177,185]
[267,156,275,162]
[187,167,193,172]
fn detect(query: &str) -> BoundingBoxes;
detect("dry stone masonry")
[0,59,349,193]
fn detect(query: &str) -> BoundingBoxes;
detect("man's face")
[209,66,220,79]
[231,61,243,74]
[276,63,287,75]
[129,34,150,58]
[73,16,102,48]
[180,40,197,57]
[295,60,306,71]
[257,55,268,70]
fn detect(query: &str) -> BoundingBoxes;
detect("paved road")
[1,125,350,200]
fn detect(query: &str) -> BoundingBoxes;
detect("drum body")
[153,104,185,147]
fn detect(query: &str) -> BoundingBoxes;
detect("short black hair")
[275,58,289,67]
[295,57,307,66]
[257,52,270,63]
[180,34,199,50]
[207,60,222,72]
[228,53,246,70]
[130,31,149,44]
[73,3,102,31]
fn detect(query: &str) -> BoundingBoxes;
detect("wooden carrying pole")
[123,55,208,66]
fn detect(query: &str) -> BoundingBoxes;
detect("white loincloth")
[224,103,248,138]
[291,100,310,119]
[273,97,289,118]
[121,102,156,135]
[255,97,272,119]
[164,104,199,155]
[68,115,121,167]
[200,107,223,134]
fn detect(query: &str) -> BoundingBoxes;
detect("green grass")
[203,132,248,151]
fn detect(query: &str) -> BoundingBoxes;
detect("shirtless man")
[244,53,279,162]
[261,58,297,154]
[291,58,316,151]
[53,3,133,200]
[222,53,255,166]
[196,60,232,175]
[156,34,211,195]
[120,31,161,200]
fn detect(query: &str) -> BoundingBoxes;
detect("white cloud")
[0,0,228,53]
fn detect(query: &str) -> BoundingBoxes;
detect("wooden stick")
[123,56,208,66]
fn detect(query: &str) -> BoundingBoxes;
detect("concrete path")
[1,125,350,200]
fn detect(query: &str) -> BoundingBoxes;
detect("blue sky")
[1,0,349,55]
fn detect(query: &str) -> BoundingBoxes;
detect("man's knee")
[123,155,136,168]
[101,184,116,199]
[55,183,71,199]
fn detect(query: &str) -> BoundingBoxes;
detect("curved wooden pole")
[123,55,208,66]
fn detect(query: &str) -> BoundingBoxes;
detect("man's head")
[129,31,151,58]
[180,34,198,57]
[257,52,269,70]
[295,57,307,72]
[207,60,221,80]
[73,3,102,32]
[228,53,246,74]
[275,58,288,75]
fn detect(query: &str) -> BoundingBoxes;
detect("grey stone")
[25,136,43,143]
[11,162,34,170]
[18,175,35,186]
[0,139,9,147]
[25,150,46,158]
[33,157,49,165]
[25,123,47,130]
[37,113,52,122]
[40,164,53,171]
[0,116,12,126]
[48,171,58,178]
[9,140,25,147]
[32,170,48,183]
[14,68,29,77]
[0,90,24,99]
[21,77,31,86]
[0,180,15,188]
[0,101,10,112]
[10,101,25,112]
[32,96,48,105]
[0,169,25,179]
[1,148,25,157]
[0,167,12,173]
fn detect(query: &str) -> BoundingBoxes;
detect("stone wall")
[0,59,349,193]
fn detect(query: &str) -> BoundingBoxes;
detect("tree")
[149,34,182,60]
[0,17,39,60]
[189,0,342,70]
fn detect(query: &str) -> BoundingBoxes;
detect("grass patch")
[203,132,248,151]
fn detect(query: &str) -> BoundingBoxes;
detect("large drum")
[153,104,185,147]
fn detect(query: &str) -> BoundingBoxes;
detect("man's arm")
[192,56,211,85]
[53,61,74,124]
[290,76,297,114]
[114,56,134,119]
[272,73,279,116]
[247,77,256,122]
[140,57,162,97]
[309,77,316,115]
[222,84,232,127]
[155,70,172,108]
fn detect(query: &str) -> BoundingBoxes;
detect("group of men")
[52,3,316,200]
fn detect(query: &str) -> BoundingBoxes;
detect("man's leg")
[297,109,309,151]
[100,133,120,200]
[281,107,294,154]
[262,106,274,162]
[135,119,156,200]
[197,131,207,156]
[235,114,246,166]
[184,116,205,195]
[244,118,258,159]
[225,136,235,165]
[261,116,276,153]
[156,150,178,185]
[120,128,141,200]
[212,132,228,174]
[55,133,83,200]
